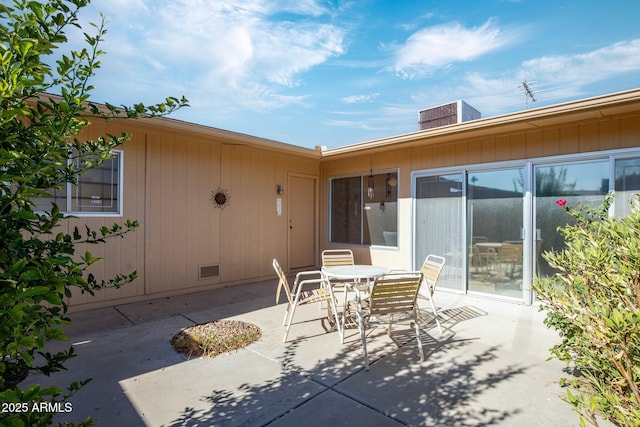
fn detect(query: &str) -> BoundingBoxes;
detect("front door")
[289,174,316,270]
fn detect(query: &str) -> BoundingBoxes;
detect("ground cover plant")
[534,193,640,426]
[171,320,262,358]
[0,1,187,425]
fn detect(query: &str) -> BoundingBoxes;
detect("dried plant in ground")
[170,320,262,358]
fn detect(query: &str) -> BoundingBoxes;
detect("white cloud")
[83,0,346,111]
[519,40,640,86]
[411,39,640,117]
[341,93,380,104]
[262,0,331,16]
[391,18,516,79]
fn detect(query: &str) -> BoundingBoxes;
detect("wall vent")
[200,265,220,279]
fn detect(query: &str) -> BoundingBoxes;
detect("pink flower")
[556,199,567,207]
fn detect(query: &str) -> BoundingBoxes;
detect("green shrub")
[534,192,640,426]
[0,1,187,425]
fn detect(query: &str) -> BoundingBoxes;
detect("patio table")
[321,264,390,281]
[322,265,390,342]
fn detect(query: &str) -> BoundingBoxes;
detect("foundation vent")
[200,265,220,279]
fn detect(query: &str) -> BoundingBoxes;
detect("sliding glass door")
[414,168,526,298]
[534,161,609,279]
[414,174,465,291]
[467,168,525,298]
[414,151,640,303]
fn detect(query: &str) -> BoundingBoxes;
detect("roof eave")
[136,115,321,159]
[320,88,640,159]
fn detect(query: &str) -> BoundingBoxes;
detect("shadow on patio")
[25,281,577,426]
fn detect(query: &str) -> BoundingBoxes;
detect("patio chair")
[471,244,497,279]
[418,254,446,333]
[496,242,522,280]
[321,248,356,289]
[352,272,424,370]
[321,249,355,268]
[272,258,339,343]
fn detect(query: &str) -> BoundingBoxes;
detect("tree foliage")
[534,193,640,426]
[0,0,187,425]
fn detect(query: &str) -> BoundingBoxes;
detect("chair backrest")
[321,249,354,267]
[369,273,423,317]
[420,254,446,296]
[498,242,522,262]
[273,258,293,304]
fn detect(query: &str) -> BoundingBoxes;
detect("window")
[330,171,398,246]
[34,150,123,216]
[614,157,640,217]
[535,160,609,278]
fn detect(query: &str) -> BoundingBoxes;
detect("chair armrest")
[297,277,329,288]
[294,270,323,282]
[293,270,324,290]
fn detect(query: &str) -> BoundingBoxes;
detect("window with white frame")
[34,150,123,216]
[614,156,640,217]
[330,171,398,246]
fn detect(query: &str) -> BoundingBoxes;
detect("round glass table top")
[321,265,390,280]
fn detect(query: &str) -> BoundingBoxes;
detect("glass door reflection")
[415,173,465,292]
[468,168,524,298]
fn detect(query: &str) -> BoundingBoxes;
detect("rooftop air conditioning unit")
[418,100,481,130]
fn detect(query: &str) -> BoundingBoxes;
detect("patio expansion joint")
[285,363,411,426]
[112,305,136,326]
[328,377,410,426]
[179,313,199,325]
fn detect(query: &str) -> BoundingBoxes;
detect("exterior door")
[289,174,316,270]
[414,173,465,291]
[467,168,525,299]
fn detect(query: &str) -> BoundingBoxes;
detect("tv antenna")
[518,80,537,108]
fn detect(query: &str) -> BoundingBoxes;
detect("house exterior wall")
[319,151,415,270]
[319,104,640,273]
[60,89,640,310]
[67,118,318,310]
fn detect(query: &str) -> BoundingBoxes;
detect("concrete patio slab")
[20,280,596,426]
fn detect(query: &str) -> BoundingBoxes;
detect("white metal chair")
[273,258,339,343]
[321,249,355,268]
[418,254,446,333]
[351,272,424,370]
[321,248,356,290]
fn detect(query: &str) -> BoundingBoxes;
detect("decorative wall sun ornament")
[211,187,230,209]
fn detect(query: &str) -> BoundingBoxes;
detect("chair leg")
[283,306,296,343]
[327,286,343,343]
[353,292,369,370]
[282,303,291,327]
[283,292,302,343]
[427,294,442,334]
[338,286,350,344]
[413,312,424,362]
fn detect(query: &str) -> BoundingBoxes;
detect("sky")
[71,0,640,149]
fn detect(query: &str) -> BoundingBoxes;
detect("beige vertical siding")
[67,124,147,306]
[64,118,318,310]
[144,131,223,294]
[319,110,640,273]
[60,94,640,310]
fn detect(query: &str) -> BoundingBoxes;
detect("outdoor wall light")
[367,169,375,200]
[276,185,284,195]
